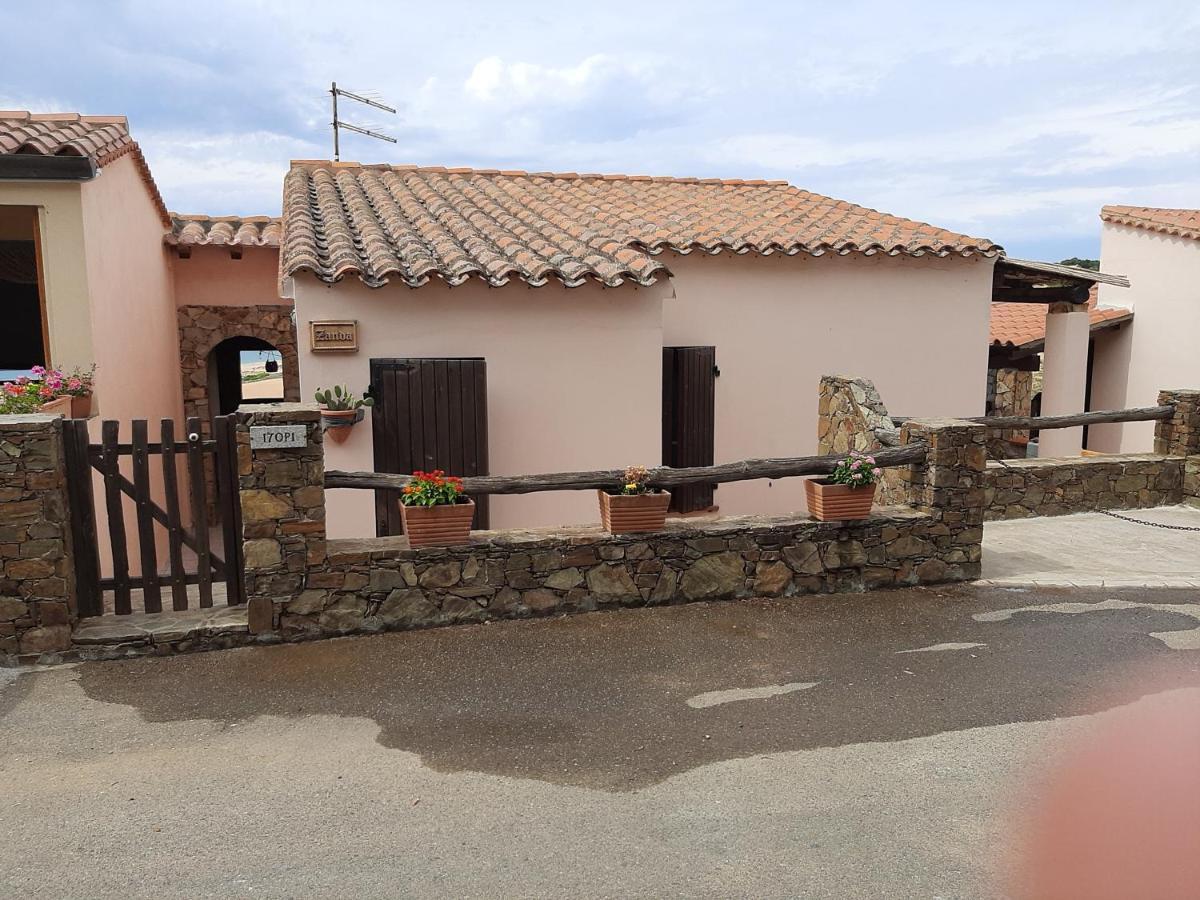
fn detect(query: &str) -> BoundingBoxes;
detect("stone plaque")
[249,425,308,449]
[309,320,358,352]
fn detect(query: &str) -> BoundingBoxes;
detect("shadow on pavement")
[72,585,1200,791]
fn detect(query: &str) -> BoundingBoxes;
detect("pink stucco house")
[276,162,1114,537]
[2,110,1117,545]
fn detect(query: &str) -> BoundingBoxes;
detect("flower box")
[70,394,93,418]
[598,489,671,534]
[400,498,476,548]
[37,396,72,418]
[805,479,876,521]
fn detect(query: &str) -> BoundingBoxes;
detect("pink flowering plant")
[828,450,883,488]
[0,364,96,414]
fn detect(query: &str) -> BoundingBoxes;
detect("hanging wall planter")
[315,385,373,444]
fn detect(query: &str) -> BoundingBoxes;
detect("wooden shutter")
[370,358,489,536]
[662,346,716,513]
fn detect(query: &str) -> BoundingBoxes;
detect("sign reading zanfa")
[309,320,358,352]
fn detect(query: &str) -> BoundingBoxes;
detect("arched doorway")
[207,336,285,415]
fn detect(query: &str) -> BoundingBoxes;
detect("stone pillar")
[0,415,76,662]
[898,417,987,580]
[1039,303,1090,457]
[817,374,905,506]
[237,404,326,634]
[1155,389,1200,500]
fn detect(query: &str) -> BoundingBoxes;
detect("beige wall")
[1083,323,1133,453]
[78,155,182,426]
[294,276,668,537]
[1097,223,1200,451]
[662,252,994,516]
[0,181,94,370]
[173,245,282,306]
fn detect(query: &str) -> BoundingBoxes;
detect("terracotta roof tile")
[0,111,169,226]
[1100,205,1200,242]
[990,286,1132,350]
[166,214,281,248]
[281,162,1002,289]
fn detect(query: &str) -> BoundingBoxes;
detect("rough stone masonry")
[239,404,987,641]
[0,415,75,661]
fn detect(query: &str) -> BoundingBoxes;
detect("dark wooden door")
[370,358,489,537]
[662,346,716,513]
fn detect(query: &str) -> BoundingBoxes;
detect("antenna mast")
[330,82,397,161]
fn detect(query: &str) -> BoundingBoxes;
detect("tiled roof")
[282,162,1002,289]
[0,111,169,226]
[166,214,281,248]
[990,286,1132,351]
[1100,206,1200,243]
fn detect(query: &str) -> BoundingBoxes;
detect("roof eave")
[0,154,97,181]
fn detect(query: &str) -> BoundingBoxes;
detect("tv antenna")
[330,82,397,161]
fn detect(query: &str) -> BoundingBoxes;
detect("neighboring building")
[279,161,1109,538]
[987,286,1133,456]
[0,112,297,433]
[1089,206,1200,452]
[0,112,182,430]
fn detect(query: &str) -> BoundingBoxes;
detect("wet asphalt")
[2,582,1199,898]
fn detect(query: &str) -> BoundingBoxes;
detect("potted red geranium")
[805,451,882,521]
[598,465,671,534]
[399,469,475,548]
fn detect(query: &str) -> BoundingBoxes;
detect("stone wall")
[179,304,301,521]
[987,368,1034,458]
[240,404,986,641]
[0,415,75,663]
[1156,389,1200,501]
[983,454,1185,520]
[817,375,906,506]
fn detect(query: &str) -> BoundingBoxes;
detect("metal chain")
[1099,509,1200,532]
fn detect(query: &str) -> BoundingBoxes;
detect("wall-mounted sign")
[309,320,358,352]
[249,425,308,449]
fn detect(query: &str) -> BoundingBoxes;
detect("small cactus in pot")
[315,385,373,443]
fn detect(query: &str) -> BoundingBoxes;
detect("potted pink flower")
[62,365,96,418]
[598,465,671,534]
[805,451,882,521]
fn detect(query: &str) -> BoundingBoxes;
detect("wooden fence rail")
[891,405,1174,434]
[326,443,928,495]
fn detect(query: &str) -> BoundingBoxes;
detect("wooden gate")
[369,358,489,537]
[662,346,716,513]
[62,415,245,618]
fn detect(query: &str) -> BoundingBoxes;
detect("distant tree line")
[1059,257,1100,270]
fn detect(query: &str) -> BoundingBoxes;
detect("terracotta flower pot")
[320,408,358,444]
[400,498,476,548]
[598,490,671,534]
[70,394,93,418]
[805,479,876,521]
[37,396,71,417]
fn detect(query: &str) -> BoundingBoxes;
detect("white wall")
[294,276,668,537]
[1098,223,1200,451]
[662,251,994,516]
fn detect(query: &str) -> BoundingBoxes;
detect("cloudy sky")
[4,0,1198,260]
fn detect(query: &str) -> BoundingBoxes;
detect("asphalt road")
[2,583,1198,898]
